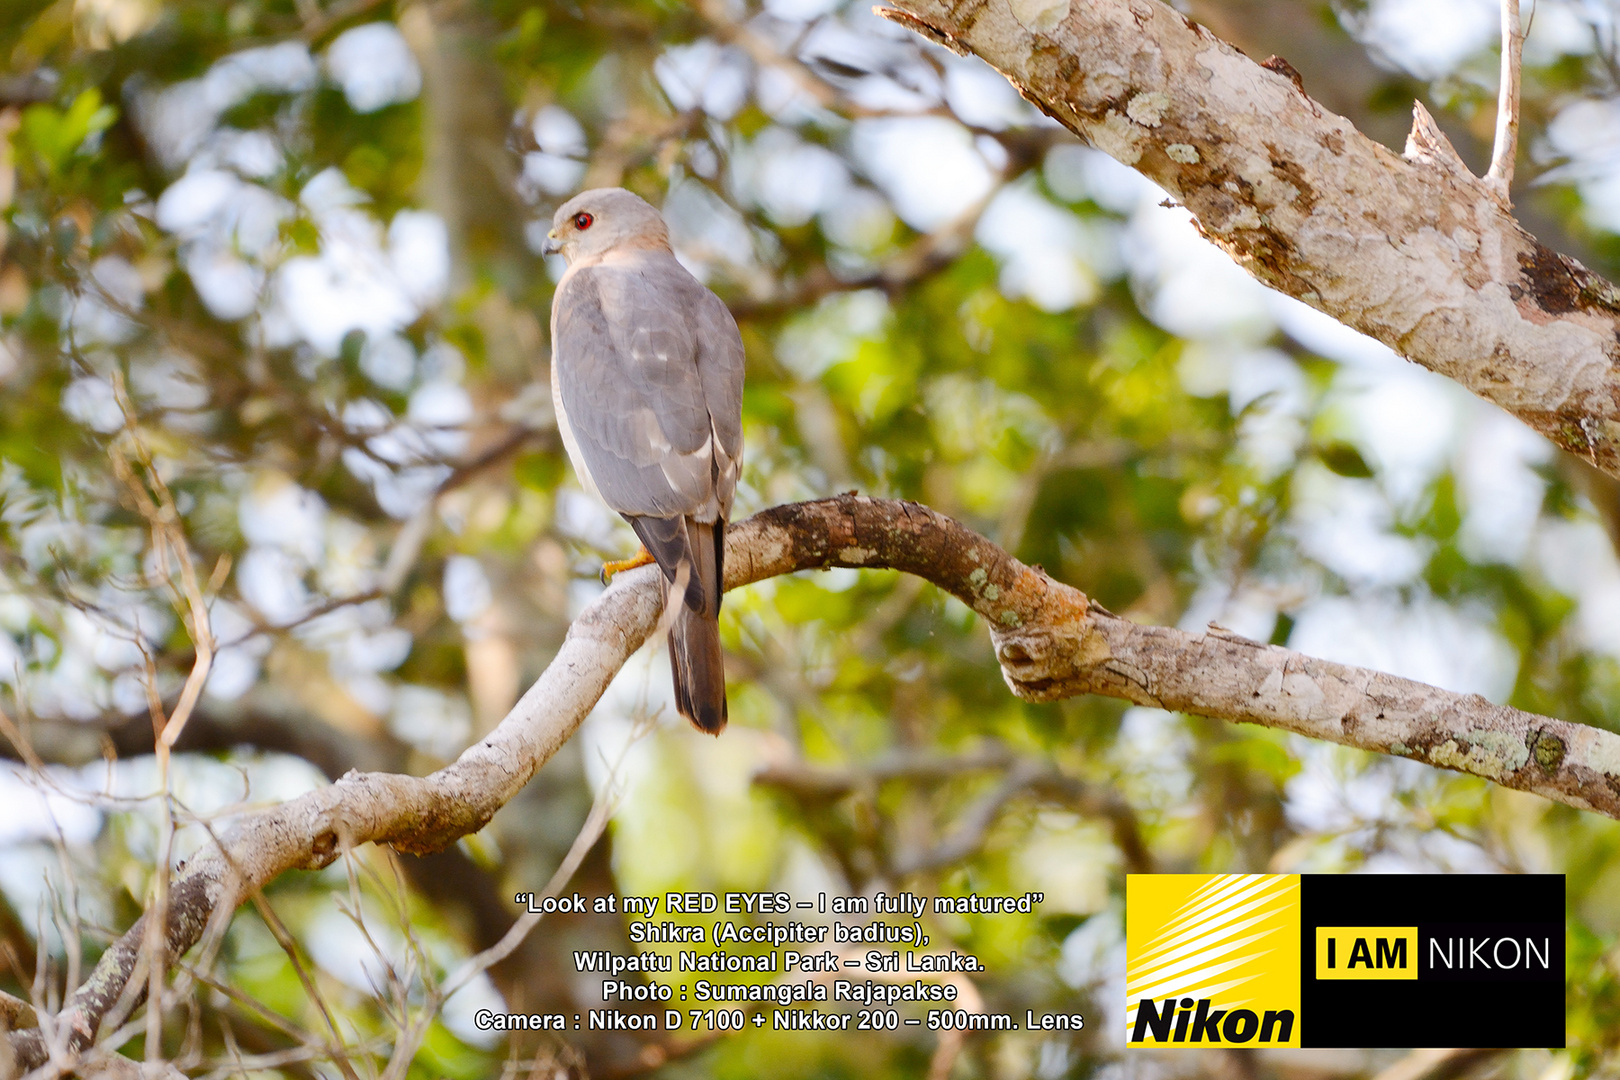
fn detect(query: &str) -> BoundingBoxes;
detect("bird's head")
[542,188,671,262]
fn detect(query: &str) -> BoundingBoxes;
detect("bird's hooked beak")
[542,229,563,256]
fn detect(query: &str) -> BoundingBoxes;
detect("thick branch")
[13,496,1620,1068]
[876,0,1620,476]
[743,499,1620,815]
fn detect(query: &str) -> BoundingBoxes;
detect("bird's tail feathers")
[687,518,722,618]
[669,601,726,734]
[670,519,725,733]
[630,515,727,732]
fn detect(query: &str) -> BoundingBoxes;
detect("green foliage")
[3,0,1620,1077]
[16,88,118,181]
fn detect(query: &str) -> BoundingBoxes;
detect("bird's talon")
[601,546,657,584]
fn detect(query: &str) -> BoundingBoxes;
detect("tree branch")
[12,495,1619,1069]
[874,0,1620,476]
[1486,0,1523,196]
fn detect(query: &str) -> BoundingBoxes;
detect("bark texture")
[13,496,1620,1068]
[877,0,1620,475]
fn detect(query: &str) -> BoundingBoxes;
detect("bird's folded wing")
[694,288,746,514]
[553,261,722,519]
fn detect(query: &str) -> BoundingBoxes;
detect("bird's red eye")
[573,212,593,230]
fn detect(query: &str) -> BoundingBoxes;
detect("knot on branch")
[987,591,1109,703]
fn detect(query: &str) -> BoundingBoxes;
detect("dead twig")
[1485,0,1522,200]
[108,375,228,1067]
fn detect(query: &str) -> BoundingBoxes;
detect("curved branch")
[876,0,1620,476]
[13,495,1620,1068]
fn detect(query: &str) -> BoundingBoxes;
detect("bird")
[542,188,744,734]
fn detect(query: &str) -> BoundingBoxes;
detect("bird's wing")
[694,287,746,516]
[552,259,723,519]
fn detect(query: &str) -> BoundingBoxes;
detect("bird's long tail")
[668,519,727,734]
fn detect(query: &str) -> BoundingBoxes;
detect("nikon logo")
[1429,935,1552,972]
[1130,997,1295,1045]
[1125,874,1302,1048]
[1315,927,1417,980]
[1127,873,1565,1049]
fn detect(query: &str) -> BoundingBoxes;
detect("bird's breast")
[551,358,604,505]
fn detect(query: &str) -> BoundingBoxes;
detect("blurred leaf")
[1314,440,1374,478]
[17,88,116,178]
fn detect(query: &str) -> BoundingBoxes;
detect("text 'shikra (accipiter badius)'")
[543,188,744,734]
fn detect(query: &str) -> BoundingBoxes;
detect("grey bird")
[543,188,744,734]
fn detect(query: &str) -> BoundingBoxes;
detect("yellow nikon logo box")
[1125,874,1301,1048]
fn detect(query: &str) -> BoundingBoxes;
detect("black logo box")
[1300,874,1564,1049]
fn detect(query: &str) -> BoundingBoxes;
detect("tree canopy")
[5,0,1620,1076]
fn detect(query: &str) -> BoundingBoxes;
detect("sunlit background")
[4,0,1620,1075]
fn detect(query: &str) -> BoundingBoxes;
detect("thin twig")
[108,375,228,1067]
[1486,0,1523,199]
[376,710,643,1077]
[246,891,364,1080]
[0,702,44,772]
[438,713,643,1000]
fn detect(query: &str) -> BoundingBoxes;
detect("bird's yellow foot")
[601,545,656,584]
